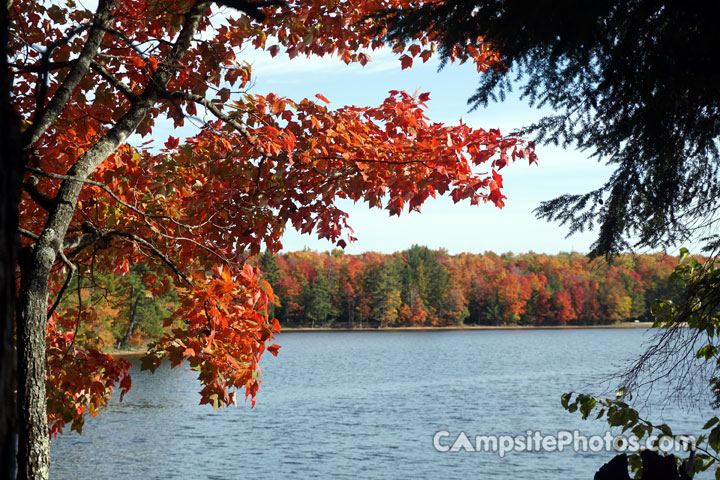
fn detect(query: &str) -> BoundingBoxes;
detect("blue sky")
[243,48,616,255]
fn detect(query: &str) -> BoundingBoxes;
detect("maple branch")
[18,228,39,241]
[58,222,195,287]
[140,215,234,267]
[213,0,287,22]
[24,0,116,147]
[98,26,158,59]
[59,265,84,362]
[311,154,438,172]
[103,229,194,287]
[351,157,434,169]
[165,91,252,140]
[62,222,102,253]
[90,61,136,100]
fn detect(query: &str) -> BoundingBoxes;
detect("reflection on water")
[50,329,713,479]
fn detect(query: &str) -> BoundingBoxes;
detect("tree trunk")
[118,290,140,349]
[16,262,51,480]
[0,1,21,478]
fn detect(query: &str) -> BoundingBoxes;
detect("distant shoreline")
[279,322,654,332]
[108,322,654,359]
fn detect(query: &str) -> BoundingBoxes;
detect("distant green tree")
[113,264,176,348]
[402,245,451,322]
[368,258,403,327]
[302,261,340,328]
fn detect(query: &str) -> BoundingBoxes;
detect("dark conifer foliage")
[381,1,720,256]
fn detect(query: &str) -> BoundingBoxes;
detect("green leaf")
[561,392,572,409]
[632,424,647,439]
[579,396,596,420]
[704,417,719,430]
[708,425,720,453]
[697,345,717,360]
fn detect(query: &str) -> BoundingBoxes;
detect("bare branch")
[47,250,77,320]
[165,90,252,141]
[11,60,75,74]
[31,24,92,131]
[104,229,194,287]
[62,222,101,253]
[18,228,39,241]
[90,61,136,100]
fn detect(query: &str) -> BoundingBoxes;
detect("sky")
[241,47,617,255]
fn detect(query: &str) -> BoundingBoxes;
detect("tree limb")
[89,62,136,100]
[18,228,39,241]
[165,90,252,141]
[104,229,194,286]
[26,166,205,230]
[46,250,77,320]
[11,60,76,74]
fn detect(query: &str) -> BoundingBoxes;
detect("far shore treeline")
[77,246,685,350]
[256,247,682,329]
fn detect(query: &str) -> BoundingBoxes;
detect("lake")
[50,329,714,479]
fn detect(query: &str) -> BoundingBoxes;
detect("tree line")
[257,246,683,328]
[73,247,685,349]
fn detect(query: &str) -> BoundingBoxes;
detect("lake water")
[50,329,715,479]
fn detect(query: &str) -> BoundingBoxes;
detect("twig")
[104,229,194,287]
[90,61,137,100]
[18,228,39,241]
[165,91,253,141]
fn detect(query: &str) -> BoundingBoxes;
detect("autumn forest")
[260,248,683,328]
